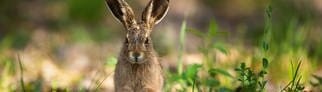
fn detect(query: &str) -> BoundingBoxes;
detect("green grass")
[177,20,187,75]
[281,60,304,92]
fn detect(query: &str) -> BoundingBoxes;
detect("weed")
[235,62,268,92]
[234,4,272,92]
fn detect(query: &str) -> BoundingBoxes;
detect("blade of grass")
[290,60,295,89]
[208,18,218,37]
[17,54,25,92]
[281,60,302,91]
[178,20,186,75]
[291,60,302,90]
[295,76,302,91]
[95,71,114,92]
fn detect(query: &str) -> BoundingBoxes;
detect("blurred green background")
[0,0,322,91]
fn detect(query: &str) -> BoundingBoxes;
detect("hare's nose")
[130,52,144,61]
[133,52,141,58]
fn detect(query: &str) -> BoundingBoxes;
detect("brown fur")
[105,0,169,92]
[114,43,163,92]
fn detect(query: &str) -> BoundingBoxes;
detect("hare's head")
[106,0,169,64]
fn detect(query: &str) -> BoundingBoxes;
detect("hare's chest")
[129,65,163,89]
[114,61,163,91]
[129,71,163,92]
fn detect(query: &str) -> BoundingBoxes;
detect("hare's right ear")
[106,0,137,29]
[142,0,169,28]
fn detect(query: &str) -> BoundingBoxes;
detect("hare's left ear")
[142,0,169,28]
[106,0,137,30]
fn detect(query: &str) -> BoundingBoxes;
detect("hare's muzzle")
[129,51,144,63]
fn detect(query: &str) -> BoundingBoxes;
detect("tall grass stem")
[178,20,186,75]
[17,54,25,92]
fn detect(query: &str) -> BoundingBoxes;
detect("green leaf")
[262,58,269,69]
[206,78,220,87]
[241,63,246,69]
[235,68,242,72]
[213,43,228,55]
[208,19,218,37]
[105,57,117,67]
[208,68,234,78]
[182,64,202,85]
[168,74,183,83]
[259,70,267,77]
[262,41,269,52]
[183,64,202,80]
[187,28,206,39]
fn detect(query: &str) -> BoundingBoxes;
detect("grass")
[177,20,187,75]
[17,54,25,92]
[281,60,304,92]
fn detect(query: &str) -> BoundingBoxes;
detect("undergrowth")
[165,4,307,92]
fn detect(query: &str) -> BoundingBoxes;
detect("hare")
[105,0,169,92]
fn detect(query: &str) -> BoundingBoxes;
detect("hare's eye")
[144,38,149,44]
[125,38,129,45]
